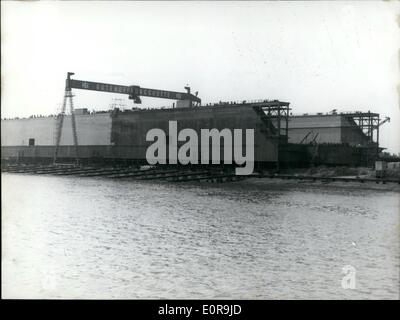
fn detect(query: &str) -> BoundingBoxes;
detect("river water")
[2,173,399,299]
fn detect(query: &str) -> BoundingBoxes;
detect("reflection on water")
[2,173,399,299]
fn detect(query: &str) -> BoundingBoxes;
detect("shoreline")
[243,176,400,192]
[2,171,399,192]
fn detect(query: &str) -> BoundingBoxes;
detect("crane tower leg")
[68,91,79,164]
[53,91,67,164]
[53,89,79,164]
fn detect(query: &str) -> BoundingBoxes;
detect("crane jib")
[67,79,200,102]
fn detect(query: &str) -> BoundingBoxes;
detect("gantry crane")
[53,72,201,164]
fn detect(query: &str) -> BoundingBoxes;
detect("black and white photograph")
[1,0,399,305]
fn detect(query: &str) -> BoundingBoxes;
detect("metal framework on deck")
[342,112,380,145]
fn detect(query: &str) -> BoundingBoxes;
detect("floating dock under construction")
[1,73,389,169]
[1,102,386,168]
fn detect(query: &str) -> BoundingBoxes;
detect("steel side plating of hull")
[1,105,280,164]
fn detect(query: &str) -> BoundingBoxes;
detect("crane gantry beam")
[66,72,201,104]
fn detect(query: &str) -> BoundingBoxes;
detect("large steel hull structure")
[274,112,386,166]
[1,102,289,167]
[1,102,385,168]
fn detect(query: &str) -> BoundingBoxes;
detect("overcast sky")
[1,1,399,153]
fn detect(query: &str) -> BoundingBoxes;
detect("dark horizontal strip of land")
[1,163,399,184]
[253,173,400,184]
